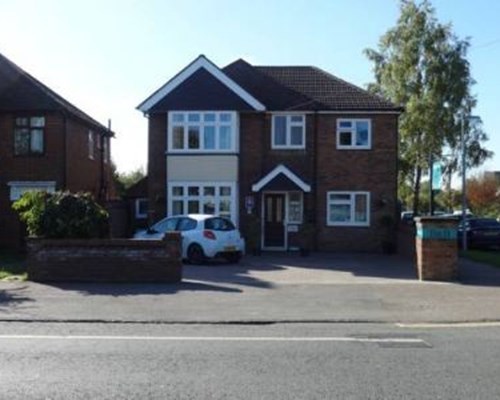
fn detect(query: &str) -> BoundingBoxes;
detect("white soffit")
[137,55,266,112]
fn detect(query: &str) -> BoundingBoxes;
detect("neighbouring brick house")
[0,53,114,251]
[137,55,402,252]
[124,176,149,234]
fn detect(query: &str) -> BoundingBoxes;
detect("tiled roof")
[224,59,401,112]
[0,52,111,133]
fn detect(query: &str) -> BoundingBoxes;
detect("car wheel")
[187,243,205,265]
[225,253,241,264]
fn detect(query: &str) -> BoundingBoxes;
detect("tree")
[467,173,500,217]
[112,165,146,198]
[365,0,491,215]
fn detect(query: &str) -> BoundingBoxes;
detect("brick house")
[137,55,402,252]
[0,53,114,251]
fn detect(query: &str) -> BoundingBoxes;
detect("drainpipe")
[98,119,110,202]
[62,112,68,190]
[312,110,319,251]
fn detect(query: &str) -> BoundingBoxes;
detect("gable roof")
[224,60,401,112]
[137,55,266,113]
[0,52,112,134]
[145,68,257,112]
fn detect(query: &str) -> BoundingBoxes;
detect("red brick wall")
[238,112,316,236]
[65,117,106,196]
[315,114,399,252]
[238,112,398,252]
[146,110,398,253]
[147,113,167,224]
[27,233,182,283]
[0,112,113,251]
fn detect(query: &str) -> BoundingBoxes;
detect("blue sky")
[1,0,499,174]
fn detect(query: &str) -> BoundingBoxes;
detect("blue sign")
[417,228,457,240]
[432,163,442,191]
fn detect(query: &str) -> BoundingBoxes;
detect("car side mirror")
[146,227,158,234]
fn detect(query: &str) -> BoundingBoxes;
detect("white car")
[134,214,245,264]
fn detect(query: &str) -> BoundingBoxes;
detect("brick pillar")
[415,217,458,281]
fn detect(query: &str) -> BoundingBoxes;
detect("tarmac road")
[0,321,499,399]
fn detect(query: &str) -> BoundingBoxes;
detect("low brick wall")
[27,233,182,283]
[415,217,458,281]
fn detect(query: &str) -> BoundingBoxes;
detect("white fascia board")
[137,55,266,113]
[316,110,402,115]
[252,164,311,192]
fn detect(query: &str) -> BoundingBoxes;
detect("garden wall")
[27,233,182,283]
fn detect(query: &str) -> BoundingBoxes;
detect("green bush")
[12,191,109,239]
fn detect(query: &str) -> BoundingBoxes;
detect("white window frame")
[326,191,370,227]
[168,182,238,224]
[287,191,303,224]
[271,114,306,149]
[8,181,56,201]
[167,111,238,153]
[88,130,95,160]
[103,137,109,164]
[135,198,149,219]
[336,119,372,150]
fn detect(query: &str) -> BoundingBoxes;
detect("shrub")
[12,191,109,239]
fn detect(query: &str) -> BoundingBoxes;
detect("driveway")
[184,252,418,287]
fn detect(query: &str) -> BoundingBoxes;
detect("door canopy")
[251,164,311,192]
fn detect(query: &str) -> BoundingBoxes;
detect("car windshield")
[152,217,178,232]
[204,217,235,231]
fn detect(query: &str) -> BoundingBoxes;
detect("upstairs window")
[14,116,45,155]
[272,114,305,149]
[336,119,371,149]
[168,112,237,152]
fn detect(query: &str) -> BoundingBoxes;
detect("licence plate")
[224,246,237,252]
[484,232,497,236]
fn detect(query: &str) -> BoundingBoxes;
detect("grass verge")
[0,251,27,281]
[461,249,500,269]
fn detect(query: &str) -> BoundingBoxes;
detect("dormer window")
[168,111,237,153]
[272,114,305,149]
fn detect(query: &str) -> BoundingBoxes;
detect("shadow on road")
[0,285,34,314]
[43,280,245,297]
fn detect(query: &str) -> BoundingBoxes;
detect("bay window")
[169,182,236,222]
[168,112,237,152]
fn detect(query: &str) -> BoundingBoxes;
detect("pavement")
[1,252,500,324]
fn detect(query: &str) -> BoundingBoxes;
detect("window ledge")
[337,146,371,150]
[271,145,306,150]
[327,222,370,227]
